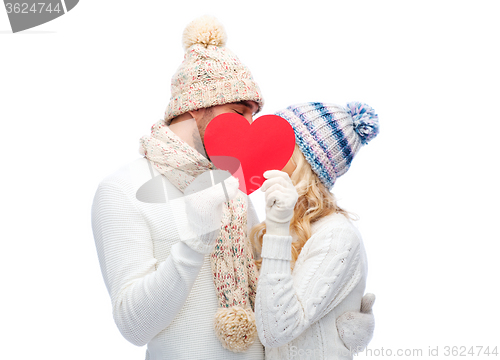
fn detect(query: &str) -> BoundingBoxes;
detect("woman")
[251,102,379,359]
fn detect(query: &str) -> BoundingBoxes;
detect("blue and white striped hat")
[275,102,379,189]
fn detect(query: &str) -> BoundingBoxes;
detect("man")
[91,16,374,360]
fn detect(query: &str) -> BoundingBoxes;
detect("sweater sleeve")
[255,222,362,348]
[91,181,206,347]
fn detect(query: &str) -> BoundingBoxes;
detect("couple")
[91,16,378,360]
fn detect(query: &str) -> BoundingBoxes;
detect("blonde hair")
[249,145,354,271]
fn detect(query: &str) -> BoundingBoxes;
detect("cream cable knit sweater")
[255,213,368,360]
[91,157,264,360]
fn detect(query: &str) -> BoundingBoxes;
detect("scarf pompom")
[214,306,257,352]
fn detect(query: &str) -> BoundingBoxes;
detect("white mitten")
[336,293,376,354]
[261,170,298,236]
[182,170,239,254]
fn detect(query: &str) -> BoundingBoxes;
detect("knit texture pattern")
[139,119,259,352]
[275,102,379,189]
[164,16,264,125]
[255,213,368,360]
[91,157,264,359]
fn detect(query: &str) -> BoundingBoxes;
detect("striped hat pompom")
[345,102,380,145]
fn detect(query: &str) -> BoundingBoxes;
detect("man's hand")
[336,293,376,354]
[184,170,239,235]
[177,170,239,254]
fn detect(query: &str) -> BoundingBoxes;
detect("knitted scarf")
[138,119,259,352]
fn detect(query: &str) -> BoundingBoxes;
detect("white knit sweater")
[255,213,368,360]
[91,157,264,360]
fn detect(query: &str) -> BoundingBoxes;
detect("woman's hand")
[261,170,298,236]
[336,293,376,353]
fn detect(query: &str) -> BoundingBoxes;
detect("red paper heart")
[204,113,296,195]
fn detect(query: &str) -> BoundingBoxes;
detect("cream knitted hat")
[164,16,264,125]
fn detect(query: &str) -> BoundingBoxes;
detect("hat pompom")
[182,15,227,50]
[345,102,380,145]
[213,306,257,352]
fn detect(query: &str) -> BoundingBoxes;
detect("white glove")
[181,170,239,254]
[260,170,298,236]
[336,293,376,354]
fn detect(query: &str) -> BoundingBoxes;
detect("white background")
[1,1,499,359]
